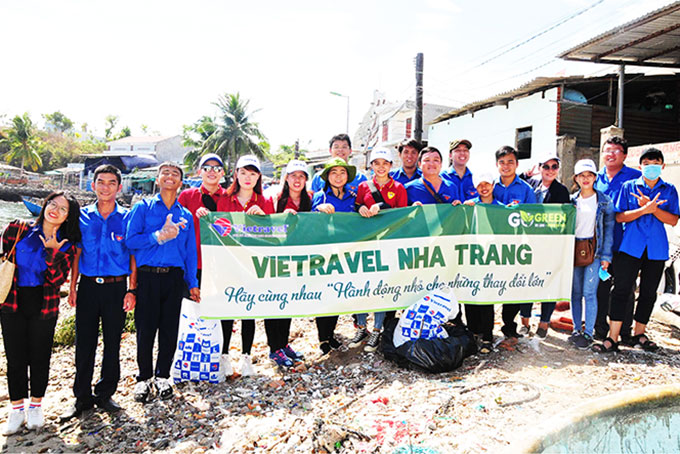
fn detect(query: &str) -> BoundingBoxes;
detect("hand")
[369,204,380,216]
[283,208,298,215]
[68,289,77,307]
[317,203,335,214]
[40,226,67,250]
[246,205,265,215]
[157,214,187,243]
[123,292,136,311]
[413,201,423,207]
[640,193,666,215]
[464,200,476,206]
[601,260,610,271]
[195,207,210,218]
[632,189,651,207]
[190,287,201,303]
[451,200,461,206]
[526,163,540,178]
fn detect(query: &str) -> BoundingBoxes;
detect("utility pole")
[414,53,424,143]
[294,139,300,158]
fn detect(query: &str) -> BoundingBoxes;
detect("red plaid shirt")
[1,220,75,319]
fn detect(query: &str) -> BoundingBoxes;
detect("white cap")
[539,154,560,165]
[284,160,309,178]
[236,155,261,172]
[370,148,393,163]
[574,159,597,176]
[473,172,495,188]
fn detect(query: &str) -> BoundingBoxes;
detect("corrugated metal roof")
[559,1,680,67]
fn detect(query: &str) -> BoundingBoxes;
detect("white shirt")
[575,193,597,238]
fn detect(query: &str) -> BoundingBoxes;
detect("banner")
[199,204,575,319]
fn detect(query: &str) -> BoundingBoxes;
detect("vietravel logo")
[507,211,567,229]
[212,218,289,238]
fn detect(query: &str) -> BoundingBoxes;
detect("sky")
[1,0,675,152]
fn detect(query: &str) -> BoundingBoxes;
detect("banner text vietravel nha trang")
[199,204,575,319]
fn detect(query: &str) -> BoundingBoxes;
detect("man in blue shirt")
[491,146,536,343]
[390,139,422,185]
[311,134,367,193]
[62,165,136,420]
[593,136,642,342]
[126,162,200,402]
[441,139,478,201]
[594,147,679,353]
[405,147,461,205]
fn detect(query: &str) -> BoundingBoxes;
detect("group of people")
[1,132,678,435]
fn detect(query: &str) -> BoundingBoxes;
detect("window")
[382,121,388,142]
[405,118,412,138]
[515,126,532,159]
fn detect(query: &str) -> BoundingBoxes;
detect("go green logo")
[508,211,534,228]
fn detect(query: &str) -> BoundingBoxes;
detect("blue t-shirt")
[311,185,357,213]
[614,177,680,261]
[16,224,71,286]
[405,178,460,205]
[469,197,503,206]
[441,167,478,201]
[78,203,132,277]
[594,165,642,252]
[125,194,199,289]
[492,175,536,205]
[389,167,422,186]
[311,171,367,194]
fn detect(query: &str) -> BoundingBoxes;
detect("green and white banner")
[199,204,575,319]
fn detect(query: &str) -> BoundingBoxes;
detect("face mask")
[642,164,662,180]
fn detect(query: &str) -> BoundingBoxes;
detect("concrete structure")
[106,135,190,163]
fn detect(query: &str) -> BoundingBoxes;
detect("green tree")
[37,132,106,170]
[43,111,74,133]
[104,115,119,139]
[114,126,131,140]
[198,93,266,174]
[1,113,42,171]
[266,142,308,179]
[182,115,218,168]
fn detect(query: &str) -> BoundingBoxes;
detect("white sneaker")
[220,354,234,376]
[3,409,25,435]
[155,378,174,400]
[26,407,43,431]
[240,354,255,377]
[519,325,531,336]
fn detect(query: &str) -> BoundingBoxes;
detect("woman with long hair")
[1,192,80,434]
[264,160,312,367]
[217,155,274,376]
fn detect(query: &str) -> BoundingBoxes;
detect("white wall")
[427,88,559,174]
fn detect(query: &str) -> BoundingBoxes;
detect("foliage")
[36,131,106,170]
[266,142,309,179]
[115,126,132,140]
[43,111,74,133]
[188,93,266,173]
[0,113,42,171]
[53,313,76,346]
[104,115,119,139]
[182,115,218,168]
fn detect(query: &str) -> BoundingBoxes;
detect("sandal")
[592,337,619,353]
[630,334,659,352]
[479,341,493,354]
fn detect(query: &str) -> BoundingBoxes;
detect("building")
[427,73,680,174]
[106,135,190,163]
[353,91,453,169]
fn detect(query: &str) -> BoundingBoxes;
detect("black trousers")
[315,316,338,343]
[596,251,635,337]
[501,304,521,337]
[221,319,255,355]
[610,250,665,325]
[1,287,57,401]
[464,304,494,342]
[73,278,126,403]
[135,268,184,381]
[264,318,291,353]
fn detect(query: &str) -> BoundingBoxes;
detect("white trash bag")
[171,298,226,384]
[393,285,460,348]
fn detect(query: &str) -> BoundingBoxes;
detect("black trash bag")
[380,317,477,373]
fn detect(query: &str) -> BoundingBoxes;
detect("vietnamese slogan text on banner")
[199,204,575,319]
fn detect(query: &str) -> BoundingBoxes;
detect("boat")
[22,197,42,216]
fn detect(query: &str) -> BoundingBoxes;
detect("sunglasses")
[542,164,559,170]
[202,165,223,172]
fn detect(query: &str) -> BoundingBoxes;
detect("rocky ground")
[1,297,679,454]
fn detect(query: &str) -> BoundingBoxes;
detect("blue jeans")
[355,312,387,330]
[571,260,600,336]
[519,302,556,323]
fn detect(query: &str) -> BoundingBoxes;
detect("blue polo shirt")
[441,167,478,201]
[405,178,460,205]
[311,185,357,213]
[78,203,132,277]
[493,176,536,205]
[125,194,198,289]
[15,224,71,287]
[594,165,642,252]
[469,197,503,206]
[311,171,367,194]
[389,167,422,186]
[614,177,680,261]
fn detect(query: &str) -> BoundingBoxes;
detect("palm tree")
[199,93,266,174]
[1,113,42,171]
